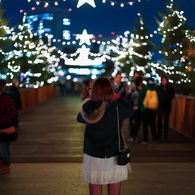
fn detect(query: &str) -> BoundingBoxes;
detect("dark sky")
[2,0,195,36]
[1,0,195,60]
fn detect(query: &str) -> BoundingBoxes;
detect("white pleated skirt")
[82,154,131,185]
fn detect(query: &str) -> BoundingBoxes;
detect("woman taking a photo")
[77,77,134,195]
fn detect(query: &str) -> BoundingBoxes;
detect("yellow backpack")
[143,90,158,110]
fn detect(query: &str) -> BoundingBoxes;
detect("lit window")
[63,30,71,40]
[63,18,70,25]
[44,28,52,32]
[42,13,53,20]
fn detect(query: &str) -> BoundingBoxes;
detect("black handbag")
[116,105,132,165]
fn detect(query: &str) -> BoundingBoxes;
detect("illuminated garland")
[102,0,140,7]
[185,30,195,42]
[1,24,59,86]
[1,25,194,59]
[22,1,192,44]
[26,0,66,6]
[57,29,108,66]
[111,11,153,77]
[2,0,195,87]
[109,1,195,85]
[26,0,140,7]
[156,0,191,67]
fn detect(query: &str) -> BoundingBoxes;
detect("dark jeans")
[129,109,141,138]
[141,109,157,142]
[0,142,10,166]
[157,106,171,138]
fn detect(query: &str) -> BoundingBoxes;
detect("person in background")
[112,73,127,99]
[0,79,17,174]
[9,79,22,127]
[126,71,141,137]
[77,77,134,195]
[157,75,175,139]
[131,71,141,89]
[73,82,81,94]
[126,71,141,100]
[58,80,66,96]
[80,79,93,101]
[127,76,143,142]
[138,78,160,144]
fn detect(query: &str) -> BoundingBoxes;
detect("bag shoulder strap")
[116,105,127,152]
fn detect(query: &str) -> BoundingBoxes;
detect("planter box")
[19,86,55,113]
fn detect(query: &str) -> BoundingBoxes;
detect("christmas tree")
[155,0,195,94]
[0,4,11,79]
[113,13,152,81]
[6,24,58,87]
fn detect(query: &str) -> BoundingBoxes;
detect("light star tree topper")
[76,29,94,45]
[77,0,96,8]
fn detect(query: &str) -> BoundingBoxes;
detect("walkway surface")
[0,94,195,195]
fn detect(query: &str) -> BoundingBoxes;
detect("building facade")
[24,6,71,50]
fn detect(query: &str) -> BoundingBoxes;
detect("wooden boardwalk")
[11,94,195,163]
[1,94,195,195]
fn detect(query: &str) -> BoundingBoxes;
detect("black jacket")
[158,84,175,108]
[112,83,126,99]
[9,85,22,110]
[77,97,134,158]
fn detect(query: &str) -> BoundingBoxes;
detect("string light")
[0,24,59,87]
[102,0,137,7]
[1,0,195,88]
[26,0,63,6]
[25,0,138,7]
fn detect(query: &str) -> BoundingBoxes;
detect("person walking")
[127,76,143,142]
[9,79,22,127]
[112,73,126,99]
[157,75,175,139]
[0,79,17,174]
[126,71,141,136]
[131,71,141,90]
[139,78,160,144]
[77,77,134,195]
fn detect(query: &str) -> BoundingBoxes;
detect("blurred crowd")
[111,71,175,144]
[78,71,175,144]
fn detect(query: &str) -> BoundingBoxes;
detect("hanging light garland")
[22,0,170,43]
[25,0,141,7]
[156,0,192,66]
[102,0,140,7]
[2,0,195,86]
[26,0,66,7]
[0,24,59,86]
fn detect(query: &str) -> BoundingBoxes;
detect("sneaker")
[141,141,148,145]
[127,137,137,142]
[127,138,134,142]
[0,165,10,175]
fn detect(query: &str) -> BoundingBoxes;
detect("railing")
[169,95,195,138]
[19,85,56,114]
[18,87,195,138]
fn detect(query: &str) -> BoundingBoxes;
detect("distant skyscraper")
[23,6,71,50]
